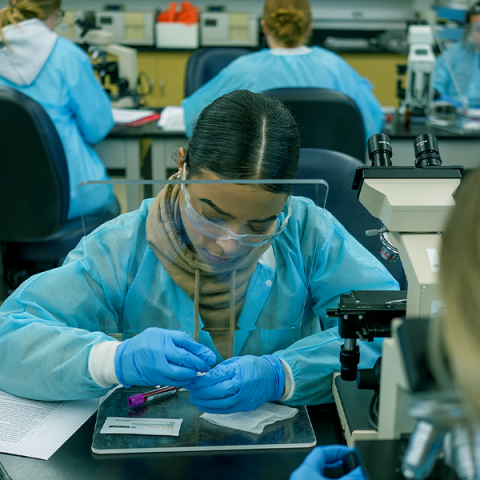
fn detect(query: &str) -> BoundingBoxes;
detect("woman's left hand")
[187,354,285,414]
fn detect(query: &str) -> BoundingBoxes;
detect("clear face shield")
[78,178,328,364]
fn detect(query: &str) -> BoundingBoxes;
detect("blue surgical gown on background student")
[434,42,480,107]
[0,196,398,404]
[0,19,114,220]
[182,46,384,141]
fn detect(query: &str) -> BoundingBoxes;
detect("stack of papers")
[112,108,160,127]
[0,389,99,460]
[157,106,186,132]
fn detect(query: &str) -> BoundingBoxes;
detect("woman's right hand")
[114,327,216,387]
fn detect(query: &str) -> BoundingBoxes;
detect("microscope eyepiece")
[414,134,442,168]
[367,134,393,167]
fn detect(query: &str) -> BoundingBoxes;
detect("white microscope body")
[403,25,436,115]
[332,134,463,447]
[84,29,137,108]
[358,168,459,440]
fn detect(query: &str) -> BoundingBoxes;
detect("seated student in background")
[434,1,480,108]
[182,0,384,141]
[0,0,114,219]
[291,166,480,480]
[0,90,397,409]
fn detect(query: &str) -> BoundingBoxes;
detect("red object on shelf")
[157,2,177,22]
[117,113,161,127]
[156,1,199,24]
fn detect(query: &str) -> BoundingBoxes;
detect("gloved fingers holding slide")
[114,327,216,388]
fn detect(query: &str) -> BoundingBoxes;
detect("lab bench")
[0,403,344,480]
[384,113,480,169]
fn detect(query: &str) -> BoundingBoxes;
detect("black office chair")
[262,87,367,162]
[294,148,406,289]
[0,86,120,300]
[184,47,251,97]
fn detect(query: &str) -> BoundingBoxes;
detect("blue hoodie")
[0,18,114,219]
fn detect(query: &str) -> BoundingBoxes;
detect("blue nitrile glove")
[290,446,365,480]
[187,354,285,414]
[114,327,216,387]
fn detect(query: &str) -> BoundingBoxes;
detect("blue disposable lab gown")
[0,196,398,404]
[182,46,384,141]
[0,30,114,220]
[434,42,480,107]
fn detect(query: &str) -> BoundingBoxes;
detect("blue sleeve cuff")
[113,339,132,388]
[263,354,285,402]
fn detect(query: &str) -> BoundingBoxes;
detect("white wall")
[0,0,428,18]
[1,1,468,31]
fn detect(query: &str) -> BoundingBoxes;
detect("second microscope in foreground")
[329,133,463,445]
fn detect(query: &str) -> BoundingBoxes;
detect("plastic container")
[155,22,199,49]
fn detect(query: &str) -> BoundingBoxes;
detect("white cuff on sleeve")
[277,357,295,402]
[89,341,121,388]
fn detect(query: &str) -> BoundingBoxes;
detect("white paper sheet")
[200,403,298,435]
[111,107,155,125]
[0,389,99,460]
[157,106,186,132]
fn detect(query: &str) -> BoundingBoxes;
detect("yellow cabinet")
[136,50,407,108]
[340,53,408,107]
[137,51,192,107]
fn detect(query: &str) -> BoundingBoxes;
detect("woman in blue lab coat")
[0,0,114,219]
[0,90,397,417]
[434,1,480,108]
[182,0,384,142]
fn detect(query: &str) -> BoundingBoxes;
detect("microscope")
[401,387,480,479]
[354,316,480,480]
[400,25,436,116]
[76,20,138,108]
[328,132,463,448]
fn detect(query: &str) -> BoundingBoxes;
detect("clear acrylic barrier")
[78,179,328,364]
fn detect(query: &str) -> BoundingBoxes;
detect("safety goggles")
[56,9,65,26]
[471,4,480,15]
[180,169,292,247]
